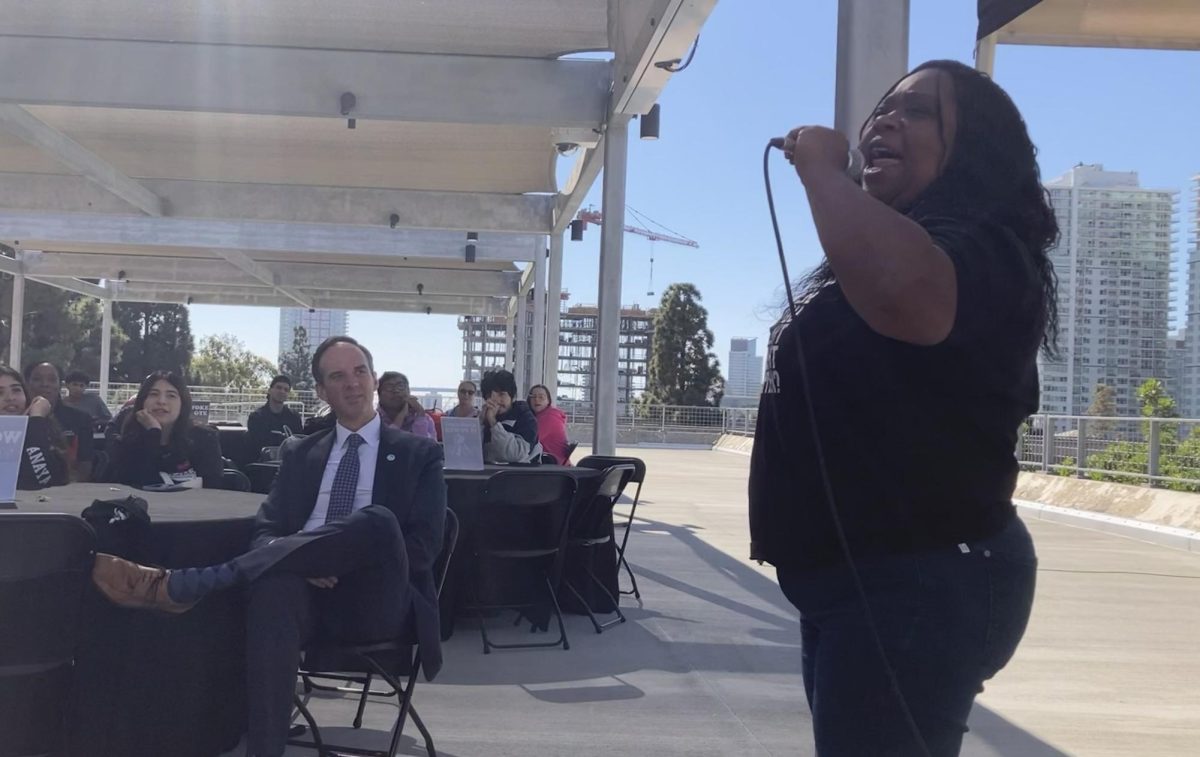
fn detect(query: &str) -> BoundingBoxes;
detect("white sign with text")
[0,415,29,503]
[440,416,484,471]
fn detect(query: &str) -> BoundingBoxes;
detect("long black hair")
[795,59,1060,355]
[122,371,194,454]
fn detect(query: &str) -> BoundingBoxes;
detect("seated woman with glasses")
[0,365,68,490]
[527,384,572,465]
[109,371,224,489]
[446,380,479,418]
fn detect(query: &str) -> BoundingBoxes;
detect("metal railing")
[1019,413,1200,490]
[558,401,757,436]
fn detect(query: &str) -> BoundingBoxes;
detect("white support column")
[546,233,564,397]
[974,33,997,76]
[593,115,630,456]
[504,301,516,372]
[835,0,910,137]
[9,252,24,369]
[514,290,529,392]
[99,296,113,401]
[531,238,547,392]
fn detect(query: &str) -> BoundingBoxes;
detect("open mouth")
[865,143,903,170]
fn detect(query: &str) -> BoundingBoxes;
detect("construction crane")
[573,205,698,296]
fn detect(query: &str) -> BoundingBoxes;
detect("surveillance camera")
[117,270,126,281]
[389,213,400,229]
[555,142,579,155]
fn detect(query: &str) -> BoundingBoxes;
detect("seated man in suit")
[91,336,447,757]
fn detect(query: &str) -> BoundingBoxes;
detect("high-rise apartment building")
[1038,165,1176,416]
[278,309,350,360]
[724,337,764,401]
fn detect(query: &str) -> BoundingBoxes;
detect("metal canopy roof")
[984,0,1200,51]
[0,0,715,316]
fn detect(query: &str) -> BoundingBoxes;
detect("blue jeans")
[777,514,1037,757]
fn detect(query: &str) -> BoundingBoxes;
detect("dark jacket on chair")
[18,416,69,490]
[251,423,447,679]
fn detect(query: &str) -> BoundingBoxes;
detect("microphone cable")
[762,141,933,757]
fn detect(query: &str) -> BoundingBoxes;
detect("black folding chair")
[0,513,95,757]
[289,508,459,757]
[220,468,252,492]
[467,470,578,653]
[574,455,646,599]
[564,464,635,633]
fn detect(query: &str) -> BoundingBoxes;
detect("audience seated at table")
[527,384,572,465]
[90,335,447,757]
[247,374,304,459]
[0,365,68,490]
[480,369,542,464]
[25,361,95,481]
[108,371,224,489]
[378,371,437,439]
[62,370,113,423]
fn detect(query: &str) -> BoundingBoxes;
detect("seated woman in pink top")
[527,384,572,465]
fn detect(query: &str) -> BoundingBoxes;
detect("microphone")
[769,138,864,183]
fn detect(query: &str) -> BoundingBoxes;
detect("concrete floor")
[226,447,1200,756]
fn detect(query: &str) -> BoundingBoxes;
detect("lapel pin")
[386,454,396,462]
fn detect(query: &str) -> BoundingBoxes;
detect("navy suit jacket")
[251,422,447,679]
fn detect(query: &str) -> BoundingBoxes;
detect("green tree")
[1085,383,1116,437]
[1085,378,1179,485]
[0,278,127,377]
[644,283,724,407]
[277,325,314,391]
[64,297,130,380]
[190,333,277,388]
[113,303,194,380]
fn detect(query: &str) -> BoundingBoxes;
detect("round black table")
[12,484,261,757]
[7,467,609,757]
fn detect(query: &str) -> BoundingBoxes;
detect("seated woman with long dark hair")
[0,365,68,489]
[527,384,572,465]
[110,371,223,489]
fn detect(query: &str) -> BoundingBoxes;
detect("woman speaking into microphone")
[749,60,1058,756]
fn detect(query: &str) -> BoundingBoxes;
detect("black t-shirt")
[748,218,1043,571]
[111,425,225,489]
[247,402,304,460]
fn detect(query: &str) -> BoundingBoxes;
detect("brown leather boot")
[91,553,197,614]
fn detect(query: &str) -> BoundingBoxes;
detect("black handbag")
[80,495,154,564]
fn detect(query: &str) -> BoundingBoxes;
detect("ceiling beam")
[24,252,522,297]
[116,285,509,316]
[611,0,719,116]
[554,139,606,234]
[0,105,164,216]
[0,173,555,233]
[27,275,109,299]
[212,250,312,309]
[0,211,541,262]
[0,36,612,129]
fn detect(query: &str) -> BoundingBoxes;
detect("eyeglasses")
[379,385,408,394]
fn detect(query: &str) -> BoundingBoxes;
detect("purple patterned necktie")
[324,433,365,523]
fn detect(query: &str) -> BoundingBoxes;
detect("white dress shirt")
[303,413,382,532]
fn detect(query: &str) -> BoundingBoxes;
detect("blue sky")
[191,0,1200,389]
